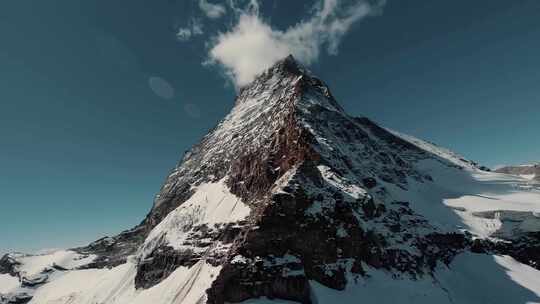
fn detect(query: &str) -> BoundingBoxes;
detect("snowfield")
[308,253,540,304]
[0,274,18,294]
[388,133,540,241]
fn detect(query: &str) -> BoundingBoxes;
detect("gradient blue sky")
[1,0,539,253]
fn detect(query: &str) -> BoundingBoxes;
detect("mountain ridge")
[495,163,540,181]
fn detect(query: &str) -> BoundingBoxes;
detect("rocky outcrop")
[0,292,33,304]
[134,221,247,289]
[20,273,48,287]
[0,254,20,276]
[468,210,540,270]
[74,225,147,269]
[195,56,479,301]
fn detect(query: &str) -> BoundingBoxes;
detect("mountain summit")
[2,56,540,304]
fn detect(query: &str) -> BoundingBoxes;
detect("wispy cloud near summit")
[198,0,227,19]
[180,0,386,88]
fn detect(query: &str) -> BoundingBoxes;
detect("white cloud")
[207,0,385,88]
[176,18,204,42]
[208,14,290,88]
[199,0,227,19]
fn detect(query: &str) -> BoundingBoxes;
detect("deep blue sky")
[1,1,539,253]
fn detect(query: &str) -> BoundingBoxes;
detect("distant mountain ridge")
[495,163,540,181]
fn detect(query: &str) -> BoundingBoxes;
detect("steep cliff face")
[134,56,474,300]
[3,56,540,304]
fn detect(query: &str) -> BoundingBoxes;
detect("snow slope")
[241,254,540,304]
[28,260,220,304]
[381,132,540,240]
[307,253,540,304]
[15,250,96,276]
[140,178,250,260]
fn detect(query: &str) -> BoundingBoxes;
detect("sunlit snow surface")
[0,274,18,294]
[16,250,96,277]
[28,261,220,304]
[1,251,220,304]
[387,131,540,241]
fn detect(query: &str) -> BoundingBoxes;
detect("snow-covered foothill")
[27,260,220,304]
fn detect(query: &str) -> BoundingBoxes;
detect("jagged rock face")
[131,56,477,302]
[0,255,20,277]
[70,60,311,270]
[133,59,313,288]
[150,57,310,222]
[74,225,146,269]
[148,56,438,225]
[134,221,247,289]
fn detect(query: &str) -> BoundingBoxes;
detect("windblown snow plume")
[207,0,386,87]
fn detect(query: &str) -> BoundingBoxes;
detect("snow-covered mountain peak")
[3,56,540,304]
[234,55,343,113]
